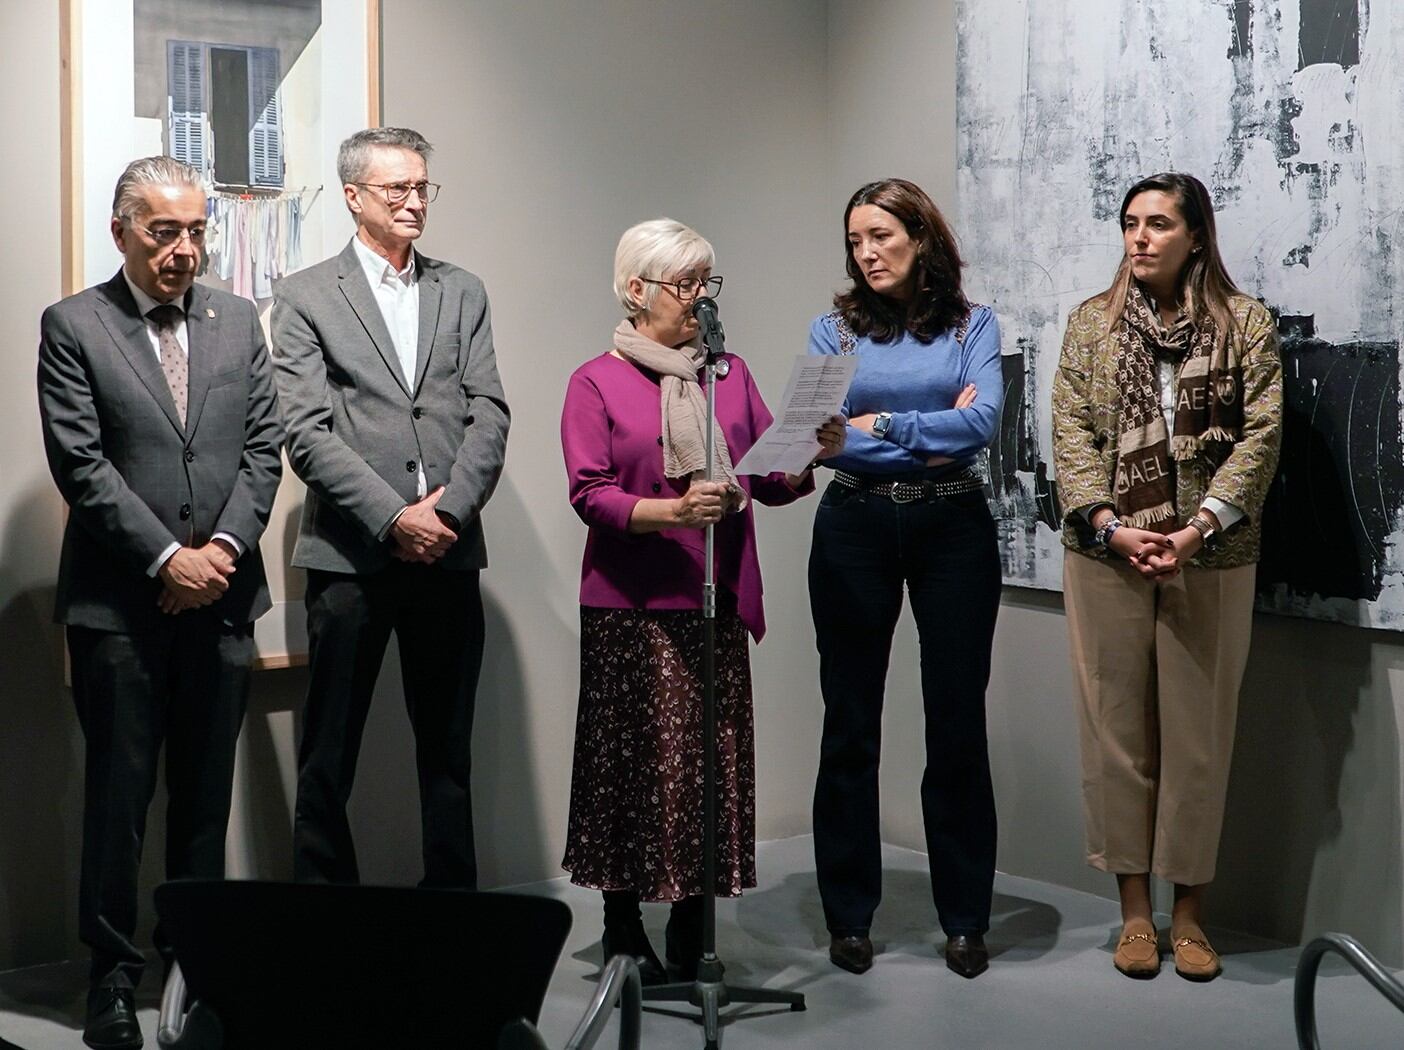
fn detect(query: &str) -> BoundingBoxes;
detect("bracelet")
[1187,513,1217,547]
[1094,516,1123,547]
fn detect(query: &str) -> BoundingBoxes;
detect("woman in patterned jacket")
[1052,172,1282,981]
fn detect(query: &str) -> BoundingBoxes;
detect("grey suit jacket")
[38,273,284,631]
[271,239,510,573]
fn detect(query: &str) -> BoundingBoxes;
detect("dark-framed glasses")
[131,221,207,247]
[642,274,723,301]
[355,180,441,205]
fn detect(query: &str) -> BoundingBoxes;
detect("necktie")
[148,304,188,426]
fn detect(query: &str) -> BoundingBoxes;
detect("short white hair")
[112,156,203,221]
[613,218,716,317]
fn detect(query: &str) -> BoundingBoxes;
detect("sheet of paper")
[735,354,858,476]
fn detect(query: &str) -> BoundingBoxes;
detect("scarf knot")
[611,320,746,510]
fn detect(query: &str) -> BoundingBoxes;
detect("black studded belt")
[831,467,985,503]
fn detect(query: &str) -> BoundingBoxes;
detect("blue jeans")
[809,481,1001,936]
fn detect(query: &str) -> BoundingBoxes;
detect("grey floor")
[0,835,1398,1049]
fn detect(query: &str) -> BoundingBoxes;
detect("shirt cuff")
[148,541,181,578]
[1200,497,1243,531]
[212,532,246,558]
[378,505,409,542]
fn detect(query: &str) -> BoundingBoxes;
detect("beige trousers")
[1062,550,1256,886]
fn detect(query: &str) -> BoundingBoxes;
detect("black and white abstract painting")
[958,0,1404,628]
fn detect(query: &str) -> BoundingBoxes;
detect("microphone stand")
[641,298,806,1048]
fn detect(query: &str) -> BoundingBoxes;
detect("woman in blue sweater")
[809,178,1003,980]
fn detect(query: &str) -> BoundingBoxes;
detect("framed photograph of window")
[59,0,381,667]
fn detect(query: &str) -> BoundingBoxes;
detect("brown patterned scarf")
[1112,284,1243,531]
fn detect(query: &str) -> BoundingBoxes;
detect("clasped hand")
[157,540,237,614]
[391,485,459,564]
[1107,525,1204,580]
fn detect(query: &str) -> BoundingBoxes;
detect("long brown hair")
[834,179,969,343]
[1100,172,1244,347]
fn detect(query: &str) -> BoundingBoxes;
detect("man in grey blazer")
[38,156,282,1049]
[272,127,509,890]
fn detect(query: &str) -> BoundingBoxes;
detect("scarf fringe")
[1121,502,1175,529]
[1171,428,1241,460]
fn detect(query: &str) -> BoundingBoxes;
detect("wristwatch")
[1188,514,1218,547]
[872,411,893,440]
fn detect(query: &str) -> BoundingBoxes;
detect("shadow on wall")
[0,486,82,971]
[1216,612,1402,966]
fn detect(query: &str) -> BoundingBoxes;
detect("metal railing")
[1295,933,1404,1049]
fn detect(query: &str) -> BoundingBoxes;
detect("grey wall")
[377,0,836,886]
[0,0,1396,974]
[0,0,81,971]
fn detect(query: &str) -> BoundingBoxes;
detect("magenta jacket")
[561,351,813,641]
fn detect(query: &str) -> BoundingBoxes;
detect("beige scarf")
[612,320,746,508]
[1112,284,1243,531]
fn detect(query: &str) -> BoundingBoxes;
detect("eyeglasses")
[130,221,207,247]
[355,180,441,205]
[642,275,723,301]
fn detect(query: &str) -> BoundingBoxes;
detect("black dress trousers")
[294,561,485,888]
[809,483,1001,937]
[69,613,253,990]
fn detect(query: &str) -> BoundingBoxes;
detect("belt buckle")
[891,482,923,504]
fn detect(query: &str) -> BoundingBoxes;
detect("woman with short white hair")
[560,218,844,982]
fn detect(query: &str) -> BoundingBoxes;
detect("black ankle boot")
[601,891,666,986]
[665,895,704,981]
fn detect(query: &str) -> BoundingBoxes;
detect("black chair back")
[155,880,572,1049]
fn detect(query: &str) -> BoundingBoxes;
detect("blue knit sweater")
[807,306,1003,475]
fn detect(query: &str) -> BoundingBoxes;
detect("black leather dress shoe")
[828,934,874,974]
[84,986,143,1049]
[944,934,989,979]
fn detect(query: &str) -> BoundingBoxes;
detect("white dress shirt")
[123,271,247,576]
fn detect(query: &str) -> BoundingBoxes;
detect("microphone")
[691,296,726,362]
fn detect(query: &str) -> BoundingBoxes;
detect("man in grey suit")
[273,128,509,889]
[38,156,283,1050]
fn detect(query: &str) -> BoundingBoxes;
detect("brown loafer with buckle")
[1171,926,1221,981]
[1113,918,1161,978]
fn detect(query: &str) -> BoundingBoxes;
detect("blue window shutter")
[167,40,207,174]
[248,47,283,188]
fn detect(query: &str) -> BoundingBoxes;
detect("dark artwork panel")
[1258,317,1404,606]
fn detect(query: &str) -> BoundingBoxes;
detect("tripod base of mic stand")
[643,955,805,1049]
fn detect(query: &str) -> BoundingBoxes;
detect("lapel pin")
[206,308,216,318]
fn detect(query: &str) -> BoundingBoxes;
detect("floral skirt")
[561,605,757,901]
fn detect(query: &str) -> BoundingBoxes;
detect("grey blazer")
[271,239,510,573]
[38,273,284,632]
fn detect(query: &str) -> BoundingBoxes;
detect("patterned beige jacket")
[1051,293,1283,569]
